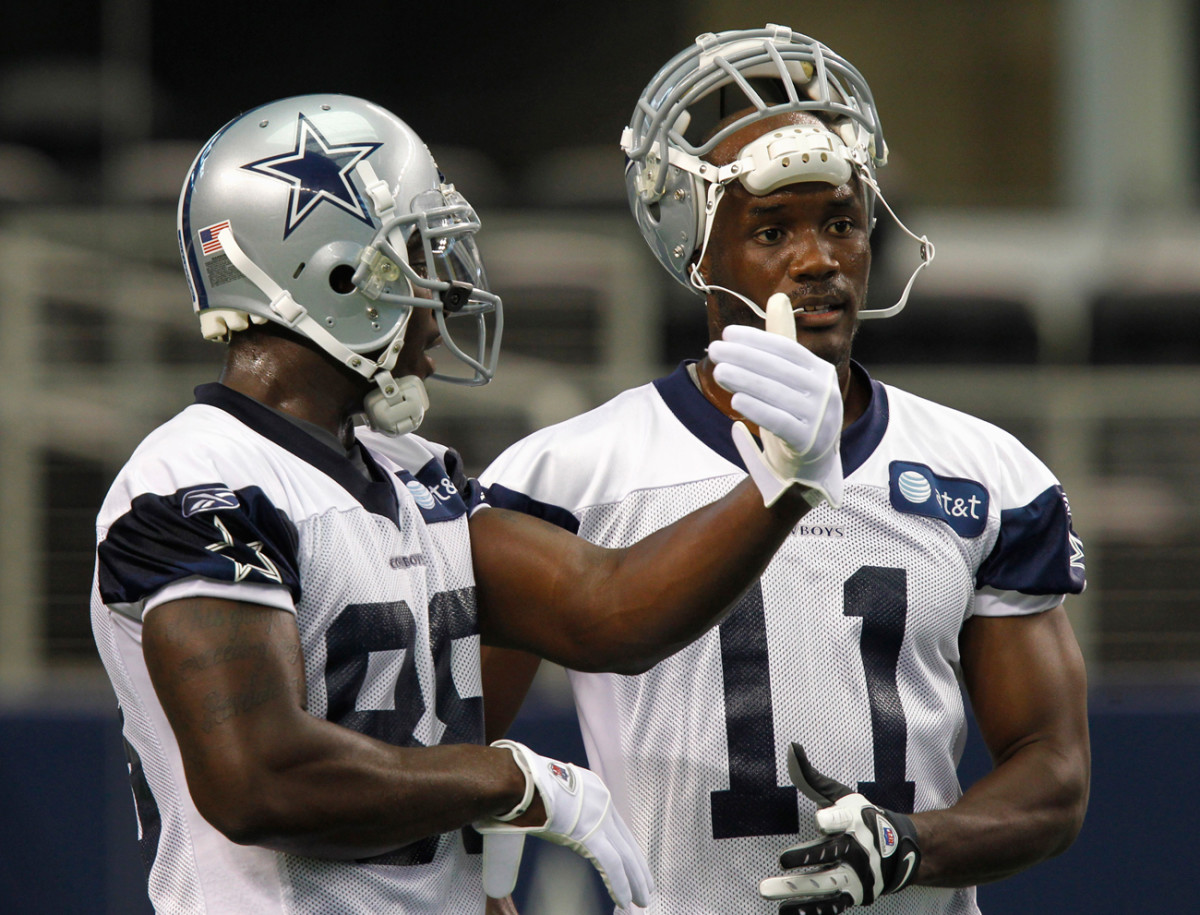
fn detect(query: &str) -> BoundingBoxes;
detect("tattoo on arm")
[179,641,269,680]
[199,671,301,733]
[147,599,307,734]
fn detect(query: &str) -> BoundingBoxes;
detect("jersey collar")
[652,360,888,478]
[193,383,401,523]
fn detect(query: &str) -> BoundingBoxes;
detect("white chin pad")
[737,124,853,195]
[198,308,268,341]
[363,374,430,436]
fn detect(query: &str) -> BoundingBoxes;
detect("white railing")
[3,209,1200,692]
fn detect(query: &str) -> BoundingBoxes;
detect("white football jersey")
[481,362,1086,915]
[92,383,490,915]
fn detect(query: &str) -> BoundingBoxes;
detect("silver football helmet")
[621,24,932,319]
[178,93,502,434]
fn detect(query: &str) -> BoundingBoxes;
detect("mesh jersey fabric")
[480,361,1085,915]
[92,383,489,914]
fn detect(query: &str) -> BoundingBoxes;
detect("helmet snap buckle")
[356,246,401,300]
[441,281,473,313]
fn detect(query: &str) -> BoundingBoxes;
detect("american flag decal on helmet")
[199,220,231,256]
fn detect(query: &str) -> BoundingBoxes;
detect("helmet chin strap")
[214,226,429,435]
[853,171,936,320]
[688,179,769,316]
[690,259,769,319]
[687,170,935,322]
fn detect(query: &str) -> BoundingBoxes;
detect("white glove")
[707,293,844,508]
[474,740,653,909]
[759,744,921,914]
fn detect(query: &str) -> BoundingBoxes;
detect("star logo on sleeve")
[1068,531,1085,570]
[205,516,284,584]
[242,113,382,238]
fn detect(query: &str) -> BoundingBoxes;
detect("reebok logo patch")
[180,485,239,517]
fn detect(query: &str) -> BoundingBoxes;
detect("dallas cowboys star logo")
[205,516,283,584]
[1068,532,1085,570]
[242,113,382,239]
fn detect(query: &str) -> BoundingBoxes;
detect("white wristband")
[491,739,537,822]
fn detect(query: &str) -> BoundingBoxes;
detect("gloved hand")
[474,740,653,909]
[708,294,844,509]
[759,744,921,914]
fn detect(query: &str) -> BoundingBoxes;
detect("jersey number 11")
[710,565,916,839]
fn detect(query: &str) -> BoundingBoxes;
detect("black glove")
[759,744,921,914]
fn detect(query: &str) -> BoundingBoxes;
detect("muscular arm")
[143,597,539,857]
[912,605,1090,886]
[472,478,810,674]
[482,647,543,743]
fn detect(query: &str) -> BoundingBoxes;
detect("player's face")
[699,115,871,371]
[391,238,441,380]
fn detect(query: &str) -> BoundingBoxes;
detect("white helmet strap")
[854,172,936,320]
[355,159,415,273]
[215,227,406,379]
[362,371,430,435]
[213,225,428,433]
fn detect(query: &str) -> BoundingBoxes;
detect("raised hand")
[708,294,844,508]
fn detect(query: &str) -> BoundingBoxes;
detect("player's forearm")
[486,895,521,915]
[590,480,811,671]
[920,607,1091,887]
[911,737,1089,887]
[190,728,527,858]
[477,479,810,673]
[145,597,531,858]
[481,646,543,742]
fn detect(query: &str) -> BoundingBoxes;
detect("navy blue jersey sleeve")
[975,484,1086,596]
[97,483,301,609]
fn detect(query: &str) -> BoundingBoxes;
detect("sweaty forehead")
[706,111,826,168]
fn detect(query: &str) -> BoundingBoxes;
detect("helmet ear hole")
[329,264,356,294]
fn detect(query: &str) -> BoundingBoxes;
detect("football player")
[91,93,847,914]
[480,25,1090,915]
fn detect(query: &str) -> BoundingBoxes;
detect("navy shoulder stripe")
[484,483,581,535]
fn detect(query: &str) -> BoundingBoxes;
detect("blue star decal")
[243,113,382,239]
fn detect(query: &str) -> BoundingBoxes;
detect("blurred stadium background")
[1,1,1198,911]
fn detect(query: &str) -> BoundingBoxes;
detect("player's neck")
[692,357,753,432]
[219,335,362,448]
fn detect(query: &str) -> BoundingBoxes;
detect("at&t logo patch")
[889,461,988,538]
[405,480,437,510]
[395,463,468,523]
